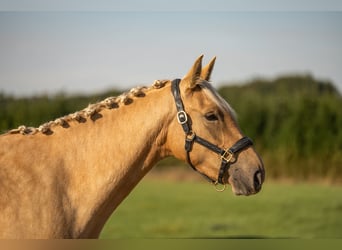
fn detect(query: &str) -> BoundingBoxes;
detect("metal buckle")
[221,149,234,162]
[177,111,188,125]
[185,131,196,141]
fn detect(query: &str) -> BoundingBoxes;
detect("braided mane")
[8,80,169,135]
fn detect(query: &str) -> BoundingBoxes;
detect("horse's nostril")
[253,170,263,192]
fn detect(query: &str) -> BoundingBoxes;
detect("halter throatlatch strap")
[171,79,253,186]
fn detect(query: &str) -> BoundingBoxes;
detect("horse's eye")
[205,112,218,121]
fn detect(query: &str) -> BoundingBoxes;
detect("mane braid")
[8,80,169,136]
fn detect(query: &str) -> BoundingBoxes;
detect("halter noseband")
[171,79,253,190]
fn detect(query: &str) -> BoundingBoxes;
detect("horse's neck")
[61,85,173,237]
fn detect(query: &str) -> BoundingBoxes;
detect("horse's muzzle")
[229,167,265,196]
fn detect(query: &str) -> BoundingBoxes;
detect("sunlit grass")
[100,177,342,239]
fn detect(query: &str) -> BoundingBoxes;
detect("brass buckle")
[221,149,234,162]
[186,131,196,141]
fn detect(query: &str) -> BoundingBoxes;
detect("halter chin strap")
[171,79,253,186]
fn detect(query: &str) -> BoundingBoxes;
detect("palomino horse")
[0,55,264,238]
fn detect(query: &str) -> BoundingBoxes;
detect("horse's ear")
[201,56,216,81]
[183,55,203,89]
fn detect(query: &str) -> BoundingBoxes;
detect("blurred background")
[0,1,341,239]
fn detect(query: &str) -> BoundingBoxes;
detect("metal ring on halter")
[186,130,196,141]
[213,181,226,192]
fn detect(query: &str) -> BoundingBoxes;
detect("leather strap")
[171,79,191,134]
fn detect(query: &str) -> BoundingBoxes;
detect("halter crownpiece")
[171,79,253,190]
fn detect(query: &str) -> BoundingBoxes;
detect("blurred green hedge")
[218,75,342,181]
[1,75,341,181]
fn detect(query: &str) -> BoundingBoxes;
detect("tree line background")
[1,74,341,182]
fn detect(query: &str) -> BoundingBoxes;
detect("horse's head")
[167,55,265,195]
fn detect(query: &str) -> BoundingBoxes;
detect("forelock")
[199,81,237,120]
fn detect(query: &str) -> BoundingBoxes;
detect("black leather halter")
[171,79,253,186]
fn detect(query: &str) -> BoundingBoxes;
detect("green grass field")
[100,175,342,239]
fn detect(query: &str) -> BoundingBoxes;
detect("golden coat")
[0,56,264,238]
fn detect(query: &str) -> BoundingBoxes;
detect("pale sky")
[1,1,342,96]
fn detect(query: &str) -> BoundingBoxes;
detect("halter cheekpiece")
[171,79,253,190]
